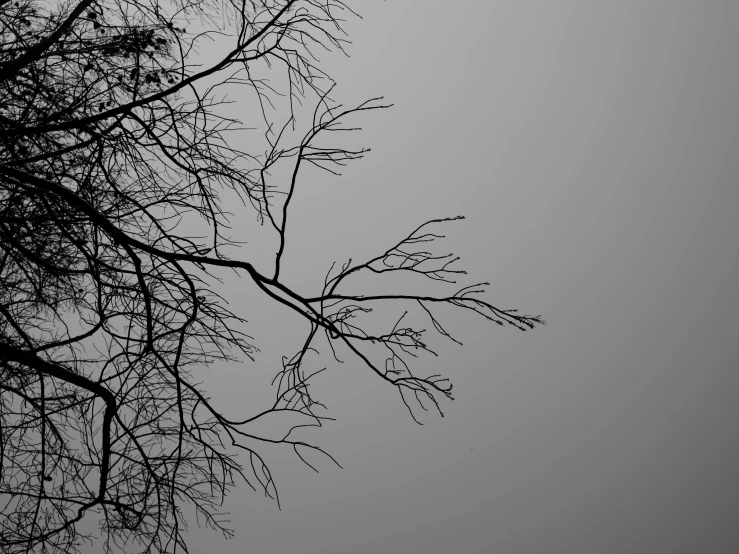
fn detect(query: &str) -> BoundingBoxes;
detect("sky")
[125,1,739,552]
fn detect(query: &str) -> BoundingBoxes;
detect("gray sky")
[180,1,739,552]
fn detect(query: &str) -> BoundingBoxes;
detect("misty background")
[158,1,737,553]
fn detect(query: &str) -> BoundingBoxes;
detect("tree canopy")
[0,0,543,552]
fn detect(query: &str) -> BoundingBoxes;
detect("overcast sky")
[170,1,738,552]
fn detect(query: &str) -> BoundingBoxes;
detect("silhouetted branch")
[0,1,542,552]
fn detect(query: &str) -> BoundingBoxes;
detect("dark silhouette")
[0,0,543,552]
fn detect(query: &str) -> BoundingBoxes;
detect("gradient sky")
[125,1,739,552]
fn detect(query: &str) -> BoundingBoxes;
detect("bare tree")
[0,0,543,552]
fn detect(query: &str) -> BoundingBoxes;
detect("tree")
[0,0,543,552]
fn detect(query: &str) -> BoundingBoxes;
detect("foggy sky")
[141,1,739,552]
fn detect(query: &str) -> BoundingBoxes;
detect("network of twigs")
[0,0,543,552]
